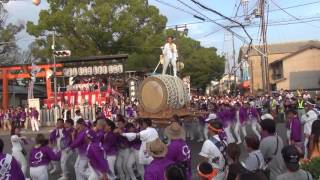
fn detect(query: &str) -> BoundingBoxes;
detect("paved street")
[0,122,288,180]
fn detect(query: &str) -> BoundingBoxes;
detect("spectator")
[199,120,227,180]
[197,161,218,180]
[226,143,245,180]
[144,138,173,180]
[286,109,302,147]
[242,135,265,171]
[276,145,313,180]
[237,171,268,180]
[308,120,320,159]
[259,119,286,180]
[0,138,25,179]
[164,122,191,179]
[301,100,319,158]
[165,163,186,180]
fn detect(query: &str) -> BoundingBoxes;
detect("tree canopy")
[0,9,24,65]
[27,0,225,88]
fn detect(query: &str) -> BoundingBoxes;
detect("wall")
[276,48,320,90]
[249,53,290,91]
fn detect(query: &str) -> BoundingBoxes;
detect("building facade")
[238,40,320,92]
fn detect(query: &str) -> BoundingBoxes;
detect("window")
[271,61,283,80]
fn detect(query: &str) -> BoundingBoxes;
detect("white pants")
[224,123,235,144]
[204,124,209,140]
[106,155,117,180]
[197,122,205,141]
[31,118,39,132]
[241,123,247,138]
[249,120,261,140]
[61,149,72,178]
[75,154,89,180]
[234,120,242,144]
[30,165,48,180]
[162,57,177,77]
[88,164,102,180]
[116,148,130,180]
[12,150,27,177]
[127,148,144,180]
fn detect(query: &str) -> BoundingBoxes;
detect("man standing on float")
[162,36,178,77]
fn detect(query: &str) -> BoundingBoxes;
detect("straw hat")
[164,122,186,140]
[146,138,168,158]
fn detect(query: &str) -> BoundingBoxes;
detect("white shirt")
[11,135,23,152]
[163,43,178,60]
[302,109,318,135]
[199,135,226,180]
[138,127,159,165]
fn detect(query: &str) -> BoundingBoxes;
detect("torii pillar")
[2,69,8,109]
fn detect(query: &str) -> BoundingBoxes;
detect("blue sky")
[6,0,320,60]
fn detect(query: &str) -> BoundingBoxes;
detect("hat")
[164,122,186,140]
[146,138,168,158]
[205,113,217,122]
[261,113,274,120]
[281,145,300,171]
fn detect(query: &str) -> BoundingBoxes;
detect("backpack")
[209,136,227,170]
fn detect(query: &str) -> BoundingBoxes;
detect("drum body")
[138,75,189,113]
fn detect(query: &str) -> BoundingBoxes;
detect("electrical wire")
[269,0,320,28]
[165,0,320,28]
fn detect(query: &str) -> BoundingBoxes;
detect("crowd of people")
[0,90,319,180]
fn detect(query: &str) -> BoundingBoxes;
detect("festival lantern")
[32,0,41,6]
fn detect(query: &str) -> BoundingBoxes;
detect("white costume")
[11,135,27,177]
[301,108,319,158]
[162,42,178,77]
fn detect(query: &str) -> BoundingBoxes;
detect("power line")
[165,0,320,27]
[153,0,195,16]
[269,0,320,28]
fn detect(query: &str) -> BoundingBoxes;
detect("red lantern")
[32,0,41,6]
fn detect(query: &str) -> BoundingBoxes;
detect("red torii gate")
[0,64,63,109]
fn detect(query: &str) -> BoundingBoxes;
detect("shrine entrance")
[0,54,128,109]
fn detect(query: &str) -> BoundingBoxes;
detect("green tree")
[0,8,24,65]
[27,0,167,69]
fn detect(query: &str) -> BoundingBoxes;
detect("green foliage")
[0,8,24,65]
[27,0,225,88]
[27,0,167,66]
[301,157,320,179]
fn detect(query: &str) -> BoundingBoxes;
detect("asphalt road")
[0,123,288,180]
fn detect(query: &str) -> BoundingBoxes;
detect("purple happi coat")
[87,142,110,175]
[19,111,26,121]
[29,109,39,119]
[103,131,118,156]
[144,157,174,180]
[166,139,192,180]
[96,129,105,144]
[248,107,260,121]
[29,146,61,167]
[0,153,25,180]
[288,116,302,142]
[239,107,248,124]
[70,128,88,155]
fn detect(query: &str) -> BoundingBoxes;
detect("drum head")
[139,76,168,113]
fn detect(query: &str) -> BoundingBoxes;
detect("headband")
[208,124,223,133]
[197,165,218,179]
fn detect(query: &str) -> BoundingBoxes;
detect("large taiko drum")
[138,75,189,113]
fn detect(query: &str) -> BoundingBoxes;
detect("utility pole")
[260,0,269,93]
[52,31,57,107]
[232,33,237,94]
